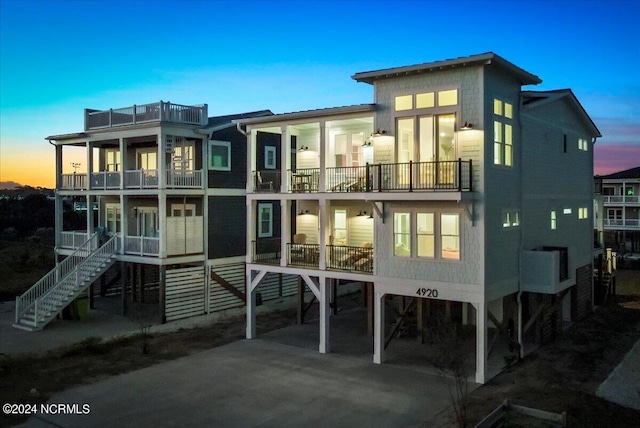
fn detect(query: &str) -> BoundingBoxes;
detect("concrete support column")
[475,301,487,384]
[319,277,330,354]
[373,288,385,364]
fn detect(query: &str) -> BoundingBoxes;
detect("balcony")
[603,218,640,230]
[521,247,571,294]
[251,238,281,264]
[124,236,160,256]
[326,245,373,273]
[84,101,207,131]
[287,243,320,268]
[59,169,203,190]
[60,231,89,250]
[603,195,640,205]
[251,160,472,193]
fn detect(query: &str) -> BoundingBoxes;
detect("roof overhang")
[352,52,542,86]
[234,104,376,126]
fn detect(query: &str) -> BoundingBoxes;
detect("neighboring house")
[594,166,640,252]
[14,103,301,331]
[236,53,601,384]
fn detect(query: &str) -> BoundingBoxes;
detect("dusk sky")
[1,0,638,188]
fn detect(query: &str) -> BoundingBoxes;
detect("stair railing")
[15,232,99,323]
[37,234,120,319]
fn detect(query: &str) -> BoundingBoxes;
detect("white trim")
[209,140,231,171]
[257,202,273,238]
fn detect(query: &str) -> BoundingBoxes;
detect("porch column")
[87,140,93,190]
[158,193,167,258]
[158,133,166,190]
[247,129,256,193]
[119,137,126,190]
[246,268,257,339]
[120,195,128,254]
[373,288,385,364]
[319,276,330,354]
[319,199,328,269]
[281,199,291,267]
[246,199,254,263]
[55,194,63,250]
[55,144,63,190]
[475,301,487,384]
[319,121,326,192]
[281,125,290,193]
[86,195,92,240]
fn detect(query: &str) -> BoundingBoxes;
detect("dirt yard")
[2,273,640,427]
[428,269,640,427]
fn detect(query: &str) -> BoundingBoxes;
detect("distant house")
[14,103,301,331]
[236,52,601,384]
[594,166,640,252]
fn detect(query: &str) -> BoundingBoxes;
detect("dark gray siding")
[207,126,247,189]
[208,196,246,259]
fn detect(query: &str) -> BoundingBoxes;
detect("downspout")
[517,93,525,359]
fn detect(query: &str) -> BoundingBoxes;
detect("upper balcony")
[84,101,208,131]
[252,159,473,194]
[59,169,204,191]
[603,195,640,206]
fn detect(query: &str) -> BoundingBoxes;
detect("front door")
[137,208,158,237]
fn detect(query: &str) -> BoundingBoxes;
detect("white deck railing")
[15,232,99,323]
[125,169,159,188]
[91,171,121,189]
[124,236,160,256]
[61,173,87,190]
[166,170,203,188]
[604,195,640,205]
[85,101,207,130]
[604,219,640,228]
[60,231,89,249]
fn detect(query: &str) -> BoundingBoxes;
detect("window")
[105,204,121,234]
[438,89,458,107]
[493,98,514,166]
[334,134,348,167]
[137,150,157,170]
[106,149,120,172]
[563,208,572,215]
[395,95,413,111]
[209,140,231,171]
[416,92,435,108]
[417,213,434,258]
[258,203,273,238]
[578,138,588,151]
[578,207,588,219]
[441,213,460,260]
[625,187,635,196]
[502,212,511,228]
[503,211,520,228]
[551,210,557,230]
[265,146,276,170]
[172,204,196,217]
[173,139,194,171]
[393,213,411,256]
[333,209,347,246]
[512,211,520,226]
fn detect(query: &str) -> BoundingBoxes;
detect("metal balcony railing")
[326,245,373,273]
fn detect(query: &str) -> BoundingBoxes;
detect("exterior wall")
[207,126,247,189]
[574,263,592,320]
[375,201,482,285]
[482,67,525,299]
[520,98,595,284]
[370,66,486,290]
[208,196,246,259]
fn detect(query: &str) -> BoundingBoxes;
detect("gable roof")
[521,89,601,138]
[598,166,640,179]
[352,52,541,86]
[234,104,376,126]
[205,110,273,131]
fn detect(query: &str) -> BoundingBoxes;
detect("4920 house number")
[416,288,438,298]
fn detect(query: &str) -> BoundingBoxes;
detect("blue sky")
[1,0,639,186]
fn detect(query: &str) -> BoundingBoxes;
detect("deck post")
[297,278,305,324]
[319,277,330,354]
[475,301,487,384]
[120,262,127,315]
[373,288,385,364]
[246,269,257,339]
[158,266,166,324]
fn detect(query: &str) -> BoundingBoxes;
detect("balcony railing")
[287,243,320,268]
[60,169,202,190]
[251,238,281,264]
[91,171,121,189]
[326,245,373,273]
[61,173,87,190]
[85,101,207,130]
[250,160,472,193]
[252,170,282,193]
[59,231,89,250]
[604,218,640,228]
[124,236,160,256]
[603,195,640,205]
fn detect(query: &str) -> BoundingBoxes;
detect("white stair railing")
[15,232,99,323]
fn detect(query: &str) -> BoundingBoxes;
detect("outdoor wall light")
[460,122,473,130]
[298,210,309,216]
[298,146,309,152]
[357,211,367,216]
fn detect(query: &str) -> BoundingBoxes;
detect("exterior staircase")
[13,233,120,331]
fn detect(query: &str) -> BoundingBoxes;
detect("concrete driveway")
[20,338,455,427]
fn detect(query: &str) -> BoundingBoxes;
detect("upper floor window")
[394,89,458,112]
[551,210,557,230]
[502,210,520,228]
[578,138,588,151]
[578,207,588,219]
[440,213,460,260]
[209,140,231,171]
[393,211,461,260]
[393,213,411,256]
[258,203,273,238]
[106,149,120,172]
[493,98,514,166]
[417,213,435,258]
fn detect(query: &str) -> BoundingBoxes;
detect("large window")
[333,209,347,246]
[395,89,458,112]
[106,149,120,172]
[394,213,411,256]
[493,98,514,166]
[137,150,157,170]
[105,204,121,234]
[209,140,231,171]
[258,203,273,238]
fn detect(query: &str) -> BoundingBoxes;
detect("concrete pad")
[597,337,640,411]
[20,339,454,427]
